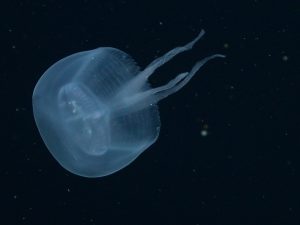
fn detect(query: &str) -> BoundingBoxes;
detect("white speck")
[282,55,288,61]
[200,130,208,137]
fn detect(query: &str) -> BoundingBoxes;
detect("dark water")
[1,0,299,224]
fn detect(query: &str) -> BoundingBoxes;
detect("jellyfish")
[32,30,225,177]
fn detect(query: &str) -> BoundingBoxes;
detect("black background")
[1,0,300,224]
